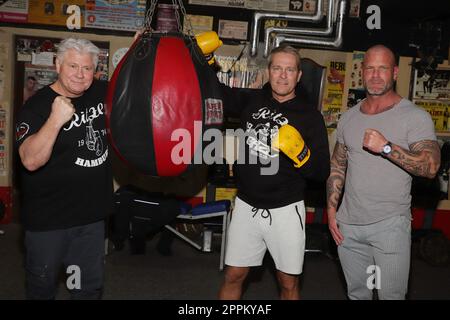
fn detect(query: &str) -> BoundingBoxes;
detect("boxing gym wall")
[1,1,449,237]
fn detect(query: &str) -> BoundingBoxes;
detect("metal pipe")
[274,0,346,50]
[250,0,324,57]
[263,0,336,57]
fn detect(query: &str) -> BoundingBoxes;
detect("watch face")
[383,144,392,154]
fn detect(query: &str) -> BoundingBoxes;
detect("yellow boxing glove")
[272,124,311,168]
[195,31,223,65]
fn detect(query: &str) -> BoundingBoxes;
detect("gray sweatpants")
[337,215,411,300]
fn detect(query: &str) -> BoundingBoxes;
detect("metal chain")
[143,0,158,31]
[170,0,182,32]
[175,0,201,62]
[143,0,194,36]
[177,0,195,36]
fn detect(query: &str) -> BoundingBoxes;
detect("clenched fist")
[50,96,75,127]
[363,129,388,154]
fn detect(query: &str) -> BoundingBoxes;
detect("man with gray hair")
[15,38,113,299]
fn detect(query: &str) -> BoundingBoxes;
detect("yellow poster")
[28,0,85,27]
[415,100,450,131]
[322,60,346,129]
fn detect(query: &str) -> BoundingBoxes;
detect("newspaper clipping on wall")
[413,68,450,132]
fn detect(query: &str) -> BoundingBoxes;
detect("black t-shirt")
[222,84,330,209]
[15,80,113,231]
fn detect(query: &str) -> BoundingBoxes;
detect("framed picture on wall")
[412,67,450,132]
[413,68,450,101]
[23,63,57,105]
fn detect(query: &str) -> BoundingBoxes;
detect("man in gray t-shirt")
[326,45,441,300]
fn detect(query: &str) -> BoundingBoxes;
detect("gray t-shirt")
[336,98,437,225]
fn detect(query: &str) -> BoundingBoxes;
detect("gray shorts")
[225,196,306,275]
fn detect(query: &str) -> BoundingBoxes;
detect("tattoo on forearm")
[327,143,348,210]
[389,140,440,178]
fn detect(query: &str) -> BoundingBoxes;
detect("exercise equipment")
[106,0,223,177]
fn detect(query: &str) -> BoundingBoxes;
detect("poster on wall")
[189,0,321,13]
[413,68,450,101]
[23,64,58,105]
[183,14,214,35]
[28,0,85,27]
[415,100,450,132]
[0,0,28,23]
[218,20,248,40]
[413,68,450,132]
[348,51,365,108]
[16,37,58,101]
[246,0,290,11]
[189,0,244,9]
[85,0,146,31]
[322,60,346,129]
[349,51,364,90]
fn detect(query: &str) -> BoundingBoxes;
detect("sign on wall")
[28,0,85,27]
[0,0,28,23]
[189,0,321,13]
[85,0,146,31]
[413,68,450,131]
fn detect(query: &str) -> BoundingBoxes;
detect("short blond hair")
[267,45,301,70]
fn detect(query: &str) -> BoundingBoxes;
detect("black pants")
[25,220,105,300]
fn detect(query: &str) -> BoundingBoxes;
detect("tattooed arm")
[363,129,440,179]
[386,140,440,179]
[326,142,348,245]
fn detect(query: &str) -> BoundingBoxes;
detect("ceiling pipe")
[263,0,336,57]
[273,0,346,51]
[250,0,324,57]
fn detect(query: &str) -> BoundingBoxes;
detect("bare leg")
[218,266,250,300]
[276,270,300,300]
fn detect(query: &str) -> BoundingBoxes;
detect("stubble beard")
[364,77,395,96]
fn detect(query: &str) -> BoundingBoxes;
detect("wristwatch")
[381,141,392,156]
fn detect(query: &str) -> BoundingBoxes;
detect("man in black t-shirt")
[15,38,113,299]
[218,46,330,300]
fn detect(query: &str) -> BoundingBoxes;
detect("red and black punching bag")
[106,32,224,176]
